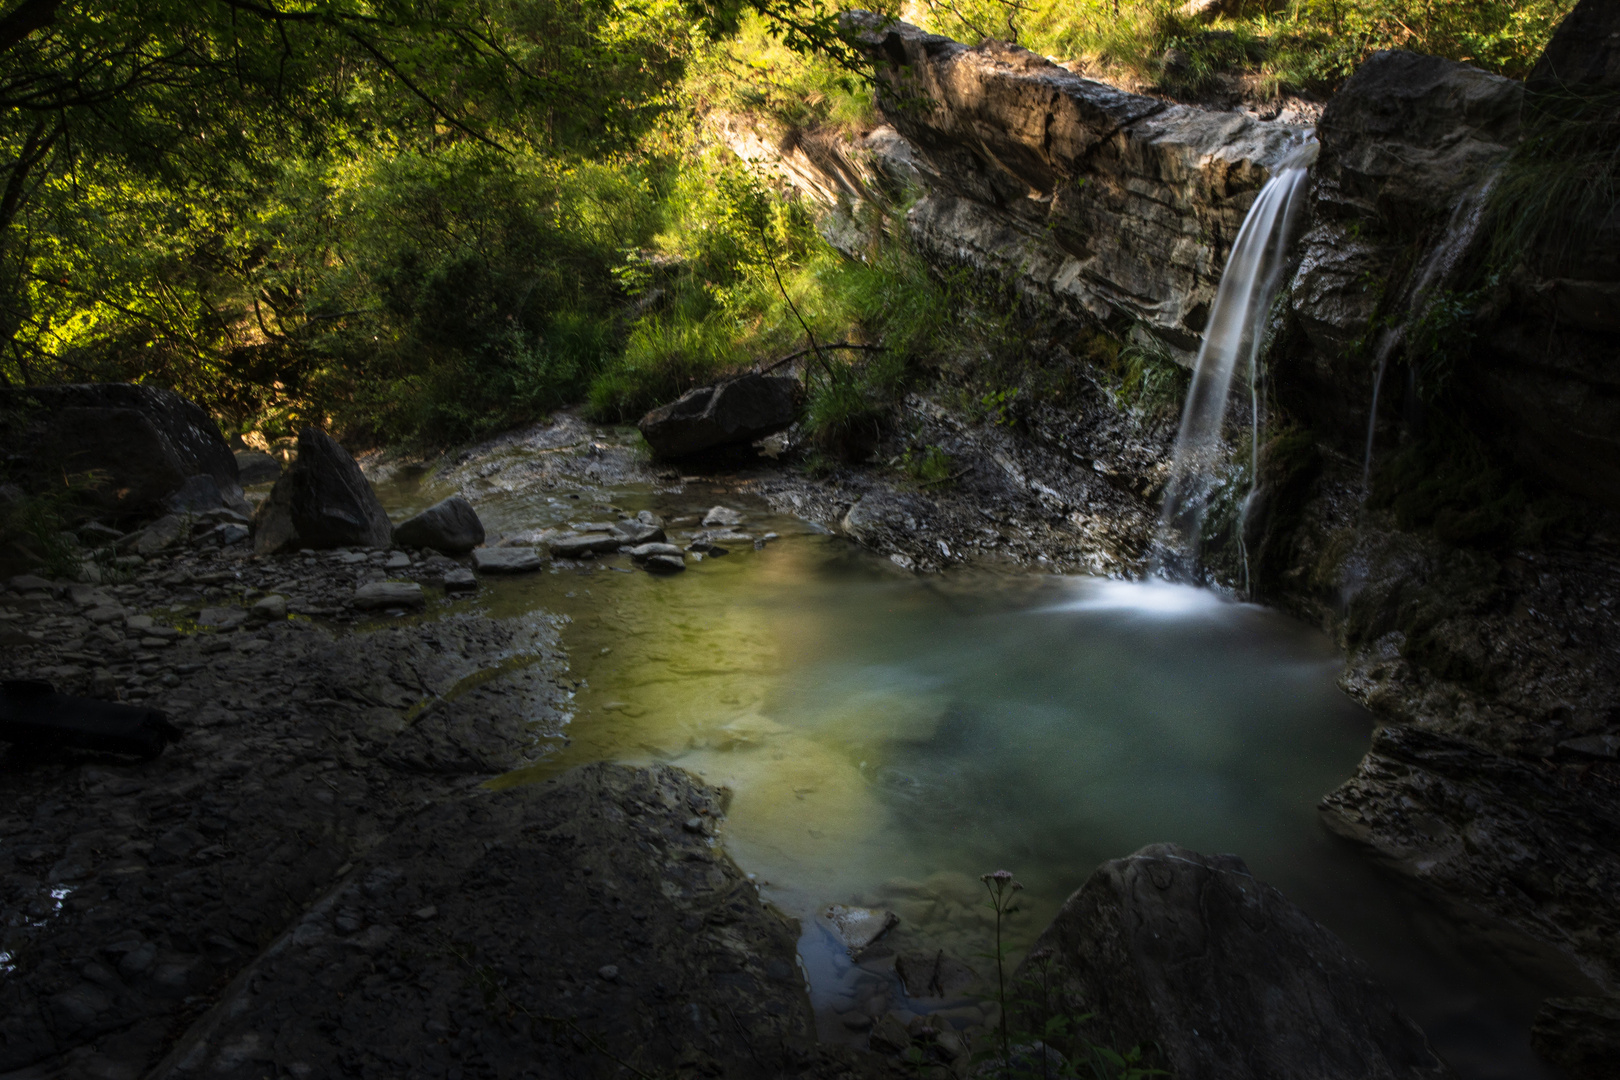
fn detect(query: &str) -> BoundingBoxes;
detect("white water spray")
[1156,136,1318,581]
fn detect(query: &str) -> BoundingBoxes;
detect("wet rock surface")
[1019,843,1454,1080]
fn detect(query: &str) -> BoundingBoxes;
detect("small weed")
[900,444,954,484]
[972,387,1021,427]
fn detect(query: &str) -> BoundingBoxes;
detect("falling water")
[1156,136,1319,580]
[1360,174,1500,498]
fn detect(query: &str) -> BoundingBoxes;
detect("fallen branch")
[756,341,884,373]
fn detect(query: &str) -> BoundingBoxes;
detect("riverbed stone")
[442,567,477,591]
[546,532,620,559]
[629,542,684,561]
[1018,843,1452,1079]
[642,553,685,574]
[391,496,485,554]
[258,427,392,552]
[825,905,899,957]
[0,382,241,520]
[354,581,425,610]
[471,547,543,573]
[610,518,665,544]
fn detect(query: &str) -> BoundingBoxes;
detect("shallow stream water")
[373,449,1579,1080]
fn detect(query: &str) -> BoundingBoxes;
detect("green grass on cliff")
[913,0,1576,96]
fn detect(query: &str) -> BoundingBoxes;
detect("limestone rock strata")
[1321,724,1620,988]
[720,16,1308,360]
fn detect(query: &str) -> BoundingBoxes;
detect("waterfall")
[1155,137,1318,581]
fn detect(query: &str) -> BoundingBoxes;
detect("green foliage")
[0,471,98,579]
[900,443,954,483]
[1485,85,1620,278]
[912,0,1574,96]
[1108,333,1189,418]
[686,10,877,131]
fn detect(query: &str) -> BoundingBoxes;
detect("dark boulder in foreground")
[1,383,241,520]
[0,679,181,759]
[638,373,798,458]
[1017,843,1452,1080]
[254,427,391,552]
[390,495,484,553]
[149,763,874,1079]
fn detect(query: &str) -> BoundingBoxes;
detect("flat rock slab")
[1018,843,1453,1079]
[353,582,425,610]
[611,519,665,544]
[643,554,685,574]
[471,547,543,573]
[149,764,824,1080]
[629,542,685,560]
[546,532,620,559]
[442,567,477,591]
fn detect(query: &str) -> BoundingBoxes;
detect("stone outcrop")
[0,383,241,520]
[731,16,1309,361]
[253,427,392,552]
[390,495,485,553]
[1321,724,1620,988]
[149,764,820,1080]
[1018,843,1453,1080]
[638,373,799,457]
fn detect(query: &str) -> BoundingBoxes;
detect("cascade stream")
[1156,136,1318,583]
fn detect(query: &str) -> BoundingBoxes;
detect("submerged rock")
[354,581,425,610]
[638,374,798,458]
[547,532,620,559]
[1019,843,1452,1079]
[391,496,485,554]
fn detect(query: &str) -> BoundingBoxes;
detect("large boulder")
[0,383,240,520]
[1017,843,1452,1079]
[638,374,798,458]
[1528,0,1620,93]
[253,427,390,553]
[390,496,484,554]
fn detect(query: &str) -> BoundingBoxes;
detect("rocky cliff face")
[725,17,1308,361]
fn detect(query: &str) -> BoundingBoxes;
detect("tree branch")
[0,0,64,57]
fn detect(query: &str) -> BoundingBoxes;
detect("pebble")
[597,965,619,981]
[442,568,477,591]
[250,595,289,622]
